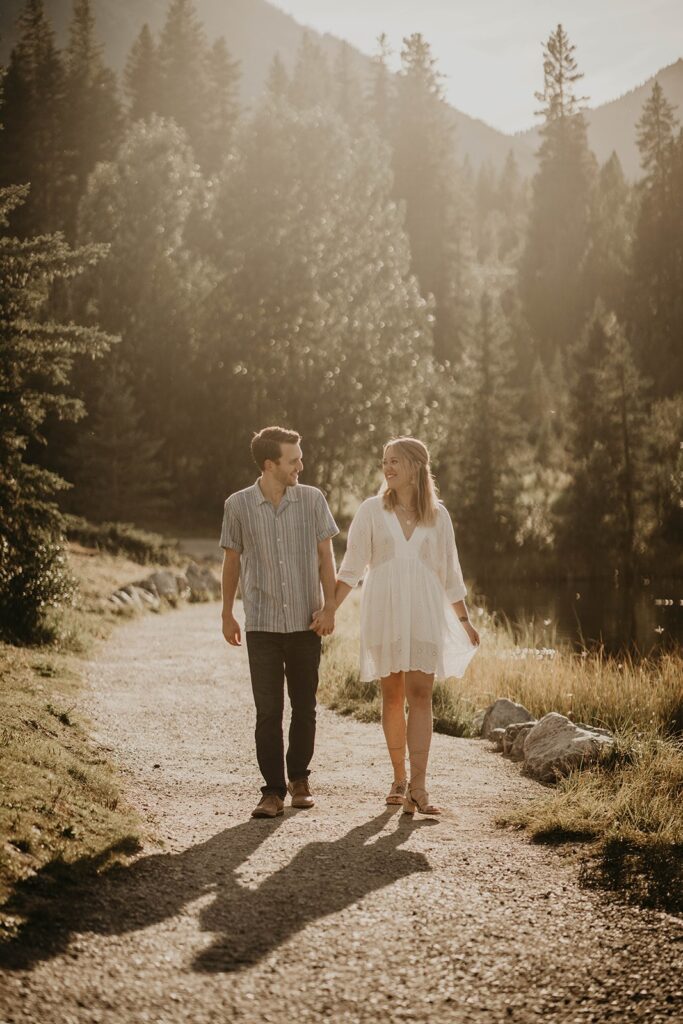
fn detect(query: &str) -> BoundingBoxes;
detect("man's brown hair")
[251,426,301,469]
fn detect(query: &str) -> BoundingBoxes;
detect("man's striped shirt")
[220,481,338,633]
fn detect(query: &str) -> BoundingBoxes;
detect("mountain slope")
[516,58,683,178]
[1,1,680,178]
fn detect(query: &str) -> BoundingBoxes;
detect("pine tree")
[0,0,66,236]
[124,23,160,122]
[644,395,683,555]
[288,32,332,110]
[584,151,632,316]
[519,24,596,364]
[473,160,497,262]
[200,37,240,173]
[65,361,170,524]
[497,150,528,261]
[157,0,209,158]
[629,83,682,395]
[441,292,522,566]
[391,33,472,365]
[367,33,393,137]
[0,184,113,642]
[195,98,437,508]
[76,116,207,494]
[61,0,122,238]
[636,80,677,187]
[332,41,362,124]
[265,53,289,100]
[555,309,649,576]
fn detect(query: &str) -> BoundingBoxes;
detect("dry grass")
[319,590,683,905]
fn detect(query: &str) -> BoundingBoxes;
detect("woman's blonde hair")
[381,437,440,526]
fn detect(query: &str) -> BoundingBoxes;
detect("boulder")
[502,720,537,760]
[139,571,180,605]
[126,584,161,612]
[185,562,221,602]
[488,727,506,752]
[523,712,614,782]
[471,708,487,735]
[481,698,535,739]
[120,584,146,611]
[508,722,537,762]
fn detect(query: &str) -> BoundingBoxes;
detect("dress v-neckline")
[386,508,420,544]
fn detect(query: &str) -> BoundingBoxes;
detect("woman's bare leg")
[380,672,406,783]
[405,670,435,799]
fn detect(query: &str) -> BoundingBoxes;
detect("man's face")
[268,443,303,487]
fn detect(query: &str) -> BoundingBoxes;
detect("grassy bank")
[320,591,683,909]
[0,537,186,932]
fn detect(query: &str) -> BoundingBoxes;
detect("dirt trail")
[1,602,681,1024]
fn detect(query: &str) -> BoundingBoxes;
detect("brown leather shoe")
[287,778,315,809]
[251,793,284,818]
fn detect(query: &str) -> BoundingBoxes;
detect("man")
[221,426,338,818]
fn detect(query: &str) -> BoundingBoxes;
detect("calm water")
[478,577,683,656]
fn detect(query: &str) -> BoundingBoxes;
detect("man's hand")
[222,614,242,646]
[310,605,335,637]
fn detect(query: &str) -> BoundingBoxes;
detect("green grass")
[320,590,683,909]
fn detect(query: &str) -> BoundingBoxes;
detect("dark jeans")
[245,630,321,798]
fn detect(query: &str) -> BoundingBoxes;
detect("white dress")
[338,496,478,682]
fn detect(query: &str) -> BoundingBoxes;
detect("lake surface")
[478,577,683,657]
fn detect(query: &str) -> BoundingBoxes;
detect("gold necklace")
[396,503,417,525]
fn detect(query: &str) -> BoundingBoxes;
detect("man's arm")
[221,548,242,646]
[310,536,336,636]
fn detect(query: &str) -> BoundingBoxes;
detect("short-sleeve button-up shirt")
[220,481,339,633]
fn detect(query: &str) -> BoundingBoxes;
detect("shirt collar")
[252,480,299,505]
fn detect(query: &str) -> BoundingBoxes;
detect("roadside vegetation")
[0,531,184,936]
[320,591,683,909]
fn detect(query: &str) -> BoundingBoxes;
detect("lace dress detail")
[338,497,477,681]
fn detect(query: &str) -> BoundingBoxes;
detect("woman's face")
[382,445,413,492]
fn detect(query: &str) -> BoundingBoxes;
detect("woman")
[333,437,479,815]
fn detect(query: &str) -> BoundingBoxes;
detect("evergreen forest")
[1,0,682,642]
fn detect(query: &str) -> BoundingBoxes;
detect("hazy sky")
[272,1,683,133]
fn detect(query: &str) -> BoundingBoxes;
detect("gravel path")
[1,602,682,1024]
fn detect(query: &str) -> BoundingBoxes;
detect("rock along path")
[1,602,682,1024]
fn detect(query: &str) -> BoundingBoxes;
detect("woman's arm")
[452,598,480,646]
[334,579,352,609]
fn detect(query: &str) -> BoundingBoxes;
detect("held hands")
[310,604,336,637]
[222,613,242,646]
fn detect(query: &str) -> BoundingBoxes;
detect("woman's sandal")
[403,787,441,816]
[386,779,408,805]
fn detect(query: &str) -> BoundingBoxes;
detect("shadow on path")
[1,810,432,973]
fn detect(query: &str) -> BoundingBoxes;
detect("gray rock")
[481,698,535,739]
[488,727,506,752]
[127,584,161,612]
[523,712,614,782]
[121,584,145,610]
[111,589,137,611]
[471,708,487,735]
[175,574,191,601]
[508,722,537,762]
[140,571,180,605]
[185,562,221,602]
[502,720,537,759]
